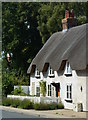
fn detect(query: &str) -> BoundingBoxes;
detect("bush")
[19,99,34,109]
[49,103,58,110]
[2,98,12,106]
[11,99,21,108]
[57,103,64,109]
[11,86,27,96]
[34,103,58,110]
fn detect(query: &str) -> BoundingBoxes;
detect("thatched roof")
[27,23,88,74]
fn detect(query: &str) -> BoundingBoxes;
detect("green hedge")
[2,98,64,110]
[34,103,58,110]
[11,99,21,108]
[57,103,64,109]
[2,98,12,106]
[19,99,34,109]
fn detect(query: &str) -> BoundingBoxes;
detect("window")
[36,87,40,96]
[64,62,72,76]
[66,84,72,100]
[35,68,40,78]
[48,84,51,96]
[48,66,54,77]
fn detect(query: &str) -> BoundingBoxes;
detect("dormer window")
[35,68,40,78]
[48,66,55,77]
[64,62,72,76]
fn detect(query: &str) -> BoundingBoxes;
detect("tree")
[2,2,42,96]
[37,2,87,44]
[2,2,42,72]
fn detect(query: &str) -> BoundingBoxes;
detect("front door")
[56,83,60,97]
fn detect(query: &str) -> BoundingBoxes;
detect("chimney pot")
[62,9,77,32]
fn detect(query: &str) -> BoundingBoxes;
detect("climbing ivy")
[39,80,46,97]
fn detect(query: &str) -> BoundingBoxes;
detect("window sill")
[48,74,55,77]
[65,99,72,103]
[64,73,72,76]
[35,75,40,78]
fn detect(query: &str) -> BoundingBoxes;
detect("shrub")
[49,103,58,110]
[34,103,58,110]
[57,103,64,109]
[11,99,21,108]
[2,98,12,106]
[11,86,27,96]
[19,99,34,109]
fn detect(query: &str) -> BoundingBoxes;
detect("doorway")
[56,83,60,97]
[51,83,60,97]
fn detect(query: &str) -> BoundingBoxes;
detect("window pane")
[48,91,49,96]
[50,85,51,90]
[67,92,69,98]
[36,87,40,96]
[70,86,71,92]
[67,62,69,67]
[66,85,72,99]
[67,85,68,91]
[48,85,49,96]
[52,70,54,74]
[50,90,51,96]
[48,85,49,90]
[48,85,52,96]
[50,69,51,74]
[70,93,72,99]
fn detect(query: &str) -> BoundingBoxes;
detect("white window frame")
[66,84,72,100]
[36,87,40,96]
[35,68,40,78]
[64,62,72,75]
[48,84,52,96]
[48,66,55,77]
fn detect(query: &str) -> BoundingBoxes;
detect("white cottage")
[27,10,88,112]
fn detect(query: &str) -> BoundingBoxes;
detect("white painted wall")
[30,68,87,111]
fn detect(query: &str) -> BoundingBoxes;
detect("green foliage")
[3,98,34,109]
[11,86,27,96]
[39,80,46,97]
[49,103,58,110]
[2,97,64,110]
[77,16,86,25]
[34,102,64,110]
[11,99,21,108]
[34,103,58,110]
[2,70,14,97]
[2,98,12,106]
[19,99,34,109]
[57,102,64,109]
[37,2,87,44]
[2,2,42,72]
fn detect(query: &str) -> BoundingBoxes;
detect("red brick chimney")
[62,9,77,32]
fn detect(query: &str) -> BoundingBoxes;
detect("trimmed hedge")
[11,99,21,108]
[2,98,12,106]
[57,103,64,109]
[19,99,34,109]
[2,98,64,110]
[34,103,58,110]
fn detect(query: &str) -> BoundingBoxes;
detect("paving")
[0,105,87,118]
